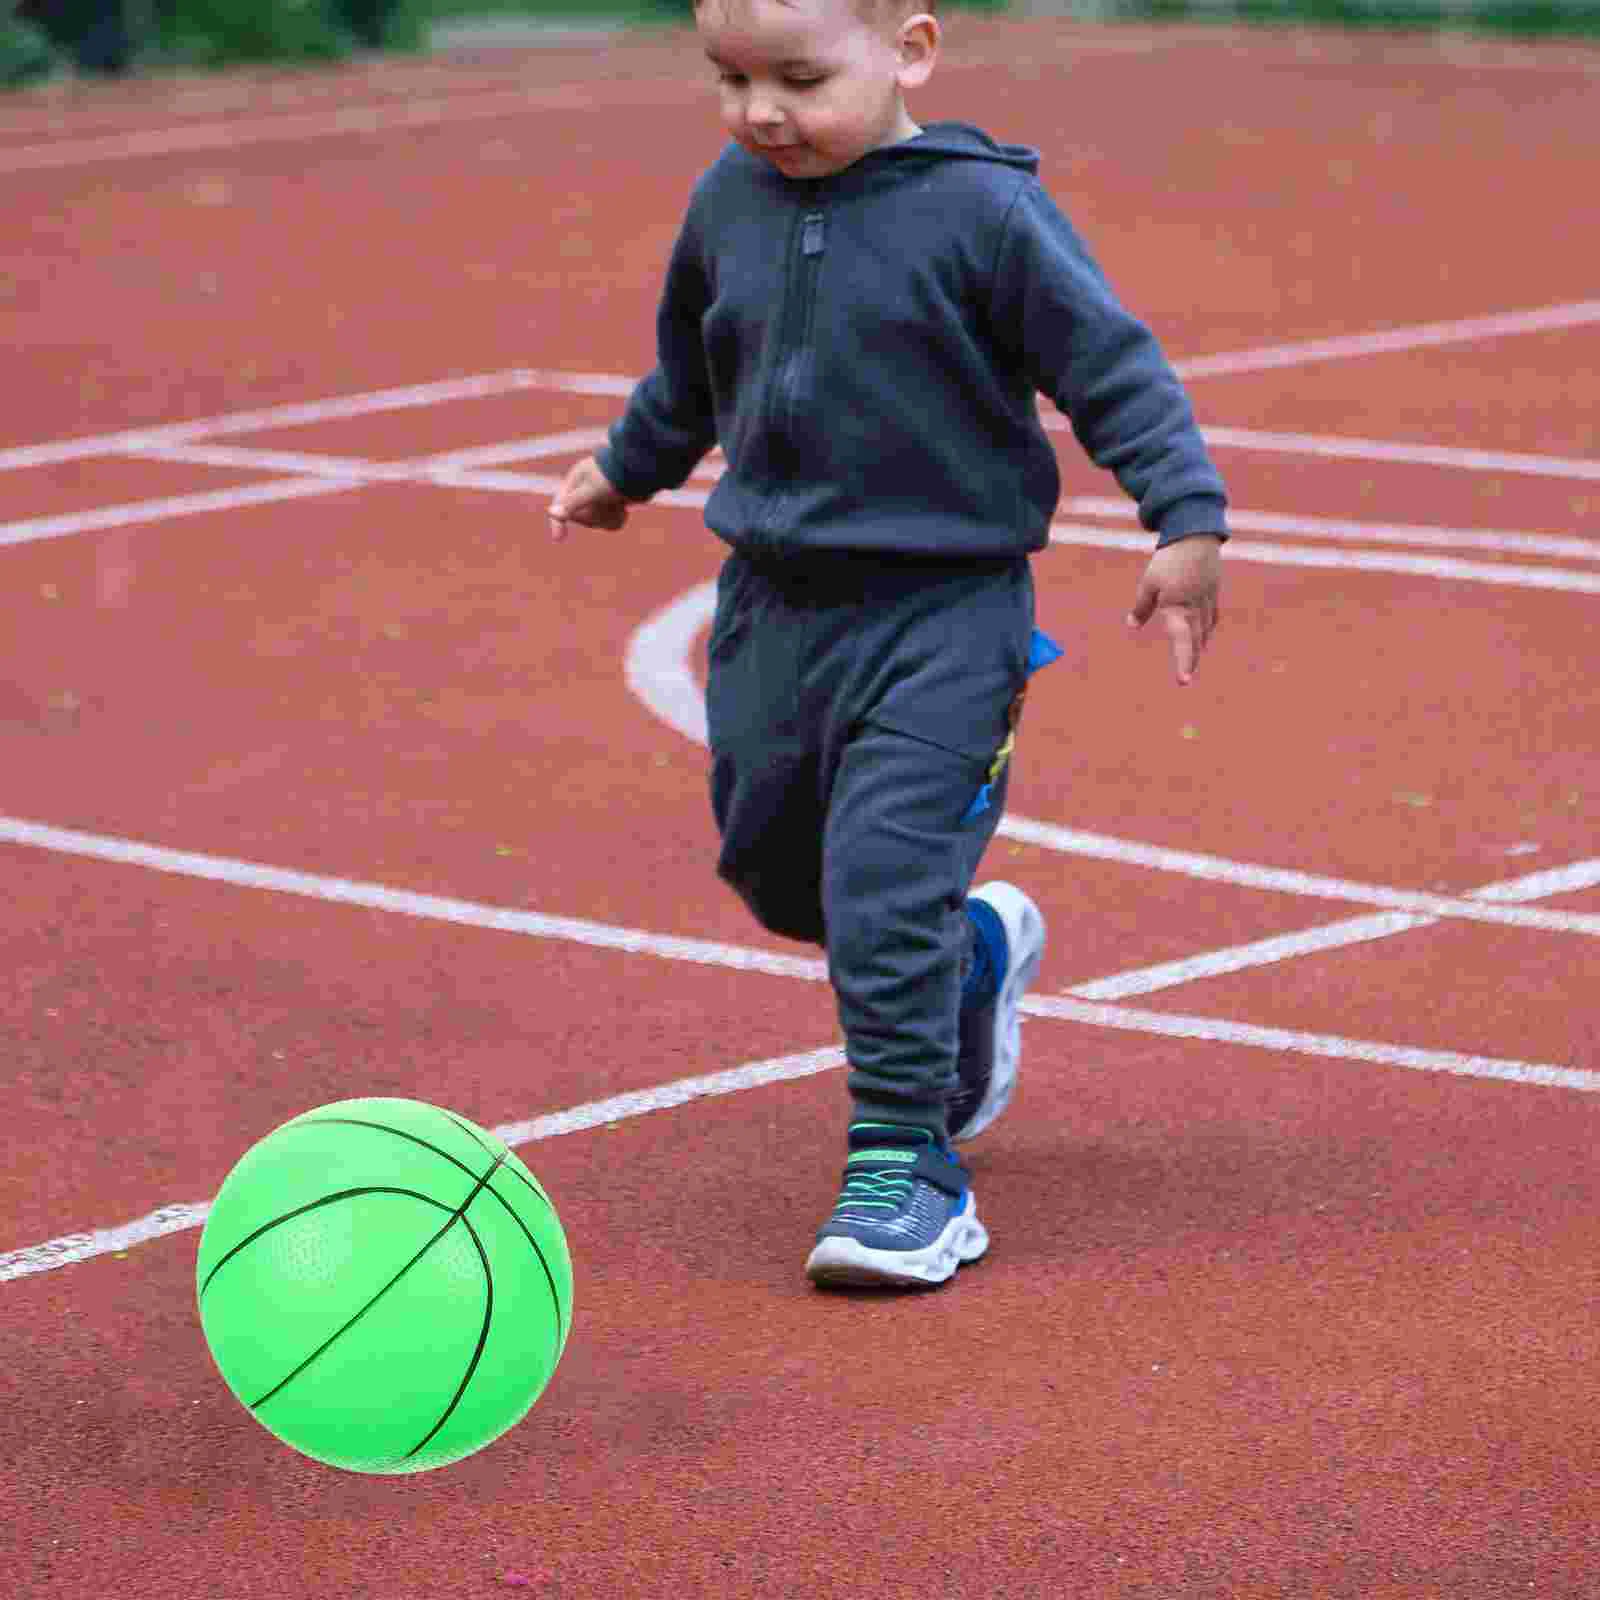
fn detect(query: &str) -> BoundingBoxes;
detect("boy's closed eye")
[708,55,829,89]
[716,73,827,86]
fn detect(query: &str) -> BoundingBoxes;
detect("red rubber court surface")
[3,19,1600,1599]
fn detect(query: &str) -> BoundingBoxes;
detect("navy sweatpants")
[704,550,1036,1133]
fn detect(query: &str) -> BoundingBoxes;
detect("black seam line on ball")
[402,1214,493,1461]
[299,1116,557,1214]
[443,1111,557,1211]
[440,1116,566,1337]
[305,1114,568,1345]
[248,1155,507,1413]
[198,1185,453,1301]
[487,1175,567,1347]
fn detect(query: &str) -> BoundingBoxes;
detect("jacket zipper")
[753,205,826,553]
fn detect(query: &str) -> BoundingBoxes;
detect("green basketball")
[195,1097,573,1474]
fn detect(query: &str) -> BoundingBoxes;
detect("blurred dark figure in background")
[328,0,392,48]
[17,0,131,73]
[3,0,409,83]
[1,2,59,82]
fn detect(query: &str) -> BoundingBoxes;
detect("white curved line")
[623,579,714,746]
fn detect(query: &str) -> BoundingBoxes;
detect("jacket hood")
[888,121,1039,173]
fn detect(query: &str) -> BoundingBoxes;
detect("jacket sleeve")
[596,207,718,502]
[989,178,1227,545]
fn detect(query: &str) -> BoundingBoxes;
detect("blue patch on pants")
[962,629,1063,822]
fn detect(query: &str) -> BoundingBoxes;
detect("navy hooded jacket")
[597,122,1227,561]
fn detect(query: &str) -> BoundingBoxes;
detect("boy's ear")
[895,13,940,88]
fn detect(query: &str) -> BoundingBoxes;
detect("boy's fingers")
[1167,595,1223,683]
[1125,575,1158,628]
[1128,539,1223,679]
[1163,608,1200,684]
[549,499,628,534]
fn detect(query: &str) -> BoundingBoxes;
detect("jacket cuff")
[594,444,653,505]
[1153,496,1229,547]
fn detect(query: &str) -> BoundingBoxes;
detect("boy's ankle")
[847,1104,948,1143]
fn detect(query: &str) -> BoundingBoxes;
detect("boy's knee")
[717,860,826,945]
[712,752,827,943]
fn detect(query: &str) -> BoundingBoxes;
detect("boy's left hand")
[1126,534,1224,686]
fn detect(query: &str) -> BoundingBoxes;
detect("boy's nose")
[745,92,784,129]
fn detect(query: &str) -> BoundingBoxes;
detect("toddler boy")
[550,0,1225,1287]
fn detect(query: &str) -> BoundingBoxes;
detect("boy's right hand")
[548,455,630,539]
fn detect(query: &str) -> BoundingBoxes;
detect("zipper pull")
[801,211,825,257]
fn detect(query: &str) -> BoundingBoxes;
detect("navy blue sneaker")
[948,882,1046,1144]
[805,1122,988,1288]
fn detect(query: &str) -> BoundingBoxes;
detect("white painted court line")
[0,813,830,982]
[133,439,633,502]
[624,579,716,745]
[99,436,1600,585]
[1197,424,1600,483]
[4,328,1595,480]
[1061,496,1600,565]
[1172,299,1600,382]
[1069,859,1600,1001]
[0,1202,214,1285]
[1069,911,1434,1002]
[0,438,671,548]
[1472,860,1600,903]
[424,429,613,470]
[134,430,615,478]
[0,369,622,474]
[1040,413,1600,482]
[10,986,1598,1286]
[625,582,1600,938]
[0,1044,849,1285]
[1049,523,1600,596]
[490,1044,847,1146]
[0,446,575,551]
[0,84,606,176]
[627,582,1600,1007]
[3,779,1596,1287]
[0,475,364,549]
[18,456,1594,595]
[133,443,435,482]
[996,811,1600,936]
[6,802,1596,990]
[1024,996,1600,1094]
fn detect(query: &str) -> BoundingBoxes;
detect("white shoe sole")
[805,1193,989,1288]
[952,881,1045,1145]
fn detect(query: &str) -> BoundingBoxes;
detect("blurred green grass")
[1106,0,1599,36]
[422,0,1599,42]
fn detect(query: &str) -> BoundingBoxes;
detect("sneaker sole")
[952,881,1045,1145]
[805,1195,990,1289]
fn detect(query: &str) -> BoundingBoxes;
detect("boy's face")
[697,0,938,181]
